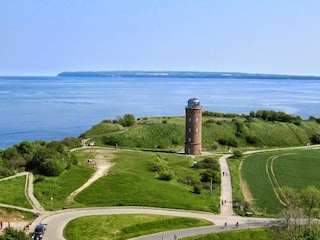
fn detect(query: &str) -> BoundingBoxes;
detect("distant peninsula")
[57,71,320,79]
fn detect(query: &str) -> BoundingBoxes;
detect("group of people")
[224,221,239,228]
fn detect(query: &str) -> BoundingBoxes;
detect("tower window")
[189,117,192,122]
[196,118,199,122]
[196,128,199,133]
[189,128,192,133]
[188,138,191,142]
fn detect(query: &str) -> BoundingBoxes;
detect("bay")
[0,76,319,149]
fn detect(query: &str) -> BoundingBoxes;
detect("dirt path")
[67,148,115,203]
[25,173,45,211]
[239,160,253,203]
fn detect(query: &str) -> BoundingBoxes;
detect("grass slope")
[0,176,32,209]
[83,116,320,151]
[33,165,94,210]
[74,150,221,213]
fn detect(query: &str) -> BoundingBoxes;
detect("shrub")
[217,137,238,147]
[197,158,219,171]
[232,149,243,159]
[179,176,196,186]
[245,135,263,146]
[193,183,202,194]
[158,170,174,181]
[200,169,220,184]
[310,134,320,144]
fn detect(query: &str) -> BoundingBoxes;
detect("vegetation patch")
[33,165,94,210]
[0,176,32,209]
[75,151,220,213]
[64,214,213,240]
[240,149,320,216]
[182,228,277,240]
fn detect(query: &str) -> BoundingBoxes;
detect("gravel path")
[67,149,114,203]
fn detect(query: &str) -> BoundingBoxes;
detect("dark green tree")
[0,227,30,240]
[118,114,136,127]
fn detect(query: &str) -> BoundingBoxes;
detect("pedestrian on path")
[0,220,2,229]
[224,222,228,228]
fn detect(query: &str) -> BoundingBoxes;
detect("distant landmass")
[57,71,320,80]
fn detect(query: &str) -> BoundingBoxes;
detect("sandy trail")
[67,148,115,203]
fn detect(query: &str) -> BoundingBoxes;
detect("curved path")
[32,207,279,240]
[25,173,45,211]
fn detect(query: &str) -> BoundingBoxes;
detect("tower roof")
[187,98,201,109]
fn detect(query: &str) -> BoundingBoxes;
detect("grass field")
[74,149,221,213]
[0,176,32,209]
[33,165,94,210]
[64,214,213,240]
[240,148,320,216]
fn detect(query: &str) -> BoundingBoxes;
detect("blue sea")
[1,76,320,149]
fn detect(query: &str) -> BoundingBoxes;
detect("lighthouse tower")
[185,98,202,155]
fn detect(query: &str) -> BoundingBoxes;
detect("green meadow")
[83,116,320,151]
[74,150,221,213]
[64,214,213,240]
[33,165,94,210]
[0,176,32,209]
[240,148,320,216]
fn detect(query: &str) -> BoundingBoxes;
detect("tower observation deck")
[185,98,202,155]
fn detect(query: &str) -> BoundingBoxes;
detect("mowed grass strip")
[272,149,320,189]
[33,165,94,210]
[182,228,275,240]
[74,150,220,213]
[64,214,213,240]
[241,152,283,215]
[0,176,32,209]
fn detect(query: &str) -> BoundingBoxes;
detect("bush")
[245,135,263,146]
[179,176,196,186]
[200,169,220,184]
[118,114,136,127]
[232,149,243,159]
[310,134,320,144]
[0,227,30,240]
[158,170,174,181]
[193,183,202,194]
[197,158,219,171]
[217,137,238,147]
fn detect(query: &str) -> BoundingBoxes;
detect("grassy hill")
[81,114,320,152]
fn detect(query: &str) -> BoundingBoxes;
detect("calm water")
[1,76,319,149]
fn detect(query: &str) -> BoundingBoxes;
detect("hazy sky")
[1,0,320,76]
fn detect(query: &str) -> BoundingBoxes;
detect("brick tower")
[185,98,202,155]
